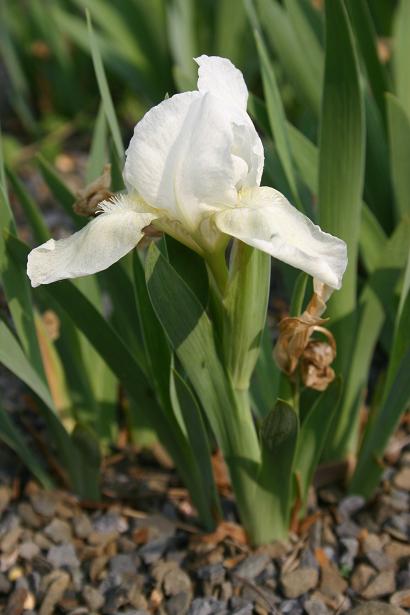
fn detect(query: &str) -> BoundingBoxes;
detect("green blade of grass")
[393,0,410,117]
[0,401,53,489]
[253,28,304,212]
[318,0,365,322]
[86,10,124,162]
[387,93,410,220]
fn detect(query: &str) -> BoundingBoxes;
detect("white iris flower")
[27,55,347,289]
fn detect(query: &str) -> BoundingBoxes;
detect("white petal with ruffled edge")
[195,55,248,111]
[124,57,263,232]
[27,196,158,287]
[214,187,347,289]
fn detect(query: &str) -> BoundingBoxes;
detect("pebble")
[335,520,361,538]
[347,601,408,615]
[0,571,11,593]
[280,598,303,614]
[82,584,105,611]
[19,542,40,561]
[44,519,72,543]
[304,598,329,615]
[281,567,319,598]
[30,493,57,518]
[73,514,92,539]
[365,548,393,571]
[338,495,365,520]
[197,562,225,584]
[361,570,396,599]
[319,563,348,598]
[109,553,138,577]
[394,467,410,491]
[17,503,42,529]
[39,571,70,615]
[350,564,375,594]
[1,527,23,553]
[47,544,79,569]
[139,537,169,565]
[233,553,271,580]
[390,589,410,608]
[163,567,191,596]
[188,597,227,615]
[5,586,28,615]
[339,538,358,569]
[0,486,10,514]
[165,591,191,615]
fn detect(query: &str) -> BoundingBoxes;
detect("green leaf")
[86,10,124,162]
[223,243,271,389]
[0,157,44,375]
[257,400,299,539]
[0,401,53,489]
[166,0,197,90]
[255,0,322,115]
[254,28,303,212]
[346,0,390,125]
[171,370,221,525]
[393,0,410,117]
[250,325,280,420]
[387,93,410,219]
[295,380,342,506]
[70,423,101,500]
[318,0,365,322]
[36,153,78,224]
[86,102,108,183]
[6,167,50,244]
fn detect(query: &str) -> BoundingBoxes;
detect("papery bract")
[27,56,347,289]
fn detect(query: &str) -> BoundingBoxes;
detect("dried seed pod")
[73,164,113,217]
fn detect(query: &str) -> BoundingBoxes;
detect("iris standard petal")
[124,56,263,232]
[214,187,347,289]
[195,55,248,111]
[27,196,157,287]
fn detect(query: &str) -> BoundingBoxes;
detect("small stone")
[366,549,393,571]
[83,585,105,611]
[73,514,92,539]
[88,530,118,546]
[47,543,79,569]
[166,591,191,615]
[280,598,303,614]
[4,587,28,615]
[8,566,24,581]
[163,567,191,596]
[385,541,410,562]
[338,495,365,519]
[361,570,396,599]
[0,571,11,593]
[139,537,169,565]
[320,563,348,598]
[93,511,128,534]
[19,542,40,560]
[197,562,225,584]
[350,564,376,594]
[188,597,227,615]
[30,492,57,518]
[361,533,382,553]
[234,553,270,580]
[109,553,137,576]
[39,571,70,615]
[0,486,10,514]
[335,520,361,538]
[390,589,410,608]
[281,567,319,598]
[23,592,36,610]
[89,555,108,581]
[1,527,23,553]
[304,598,330,615]
[339,538,358,569]
[44,519,72,543]
[394,467,410,491]
[34,533,52,550]
[347,601,408,615]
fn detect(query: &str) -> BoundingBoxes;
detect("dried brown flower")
[73,164,113,217]
[273,283,337,390]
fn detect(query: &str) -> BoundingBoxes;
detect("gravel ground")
[0,423,409,615]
